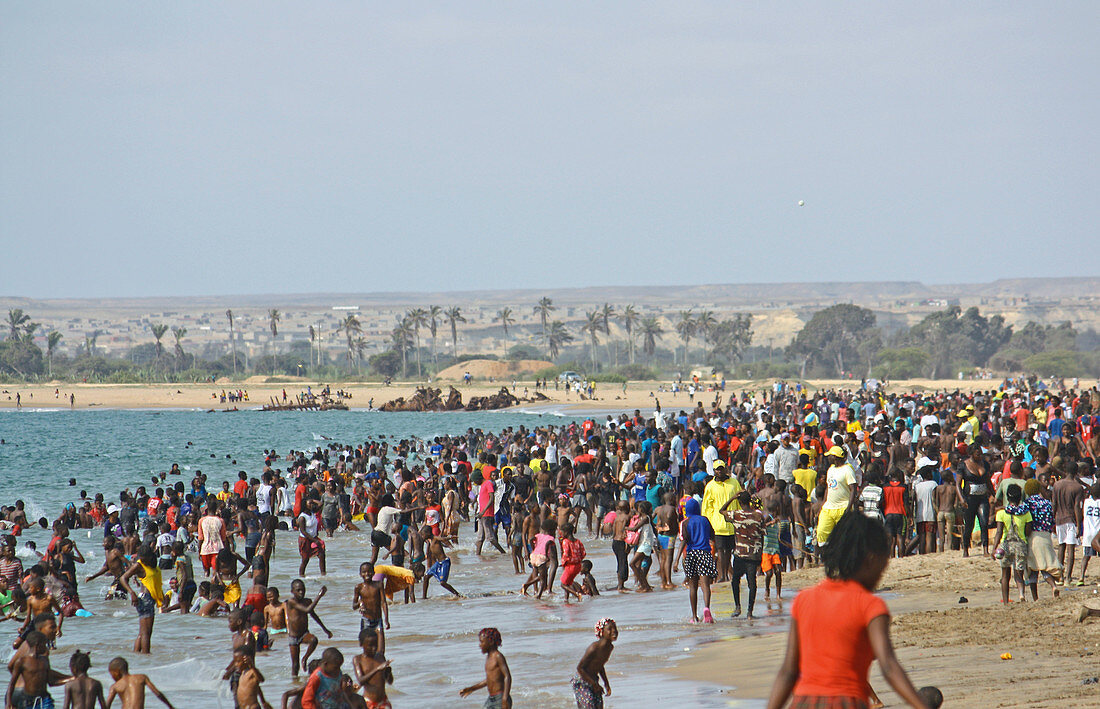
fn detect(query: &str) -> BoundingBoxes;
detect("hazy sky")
[2,3,1097,298]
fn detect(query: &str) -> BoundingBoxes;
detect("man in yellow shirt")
[701,460,742,582]
[816,446,857,547]
[792,454,817,501]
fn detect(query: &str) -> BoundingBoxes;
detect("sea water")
[0,408,759,707]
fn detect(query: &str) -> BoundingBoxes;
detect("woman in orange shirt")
[766,513,927,709]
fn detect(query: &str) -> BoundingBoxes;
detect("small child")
[991,484,1032,603]
[521,519,557,599]
[284,580,332,679]
[352,628,393,709]
[573,618,617,707]
[558,523,587,602]
[234,646,272,709]
[250,611,271,652]
[106,656,175,709]
[301,647,353,709]
[263,587,287,633]
[459,628,511,709]
[578,560,600,597]
[63,649,106,709]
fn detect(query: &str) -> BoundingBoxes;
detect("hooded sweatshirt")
[683,498,714,552]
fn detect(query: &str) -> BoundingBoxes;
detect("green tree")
[675,310,695,364]
[267,309,281,375]
[407,308,428,379]
[0,339,43,377]
[171,327,187,374]
[709,315,754,365]
[581,310,602,370]
[546,320,573,360]
[151,324,169,367]
[620,304,639,365]
[875,347,930,379]
[445,306,466,358]
[427,305,443,363]
[493,307,516,354]
[534,297,555,353]
[369,350,402,378]
[46,331,62,378]
[391,317,414,377]
[6,309,31,341]
[904,306,1012,378]
[640,316,664,362]
[336,314,362,373]
[788,304,879,377]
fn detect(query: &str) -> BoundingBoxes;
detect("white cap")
[107,504,120,514]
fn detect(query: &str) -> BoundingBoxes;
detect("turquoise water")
[0,409,760,708]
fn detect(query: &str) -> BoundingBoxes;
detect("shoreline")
[3,377,1079,414]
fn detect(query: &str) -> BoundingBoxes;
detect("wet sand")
[669,553,1100,708]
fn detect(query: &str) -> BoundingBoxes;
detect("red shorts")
[561,563,582,586]
[299,536,323,559]
[201,553,217,572]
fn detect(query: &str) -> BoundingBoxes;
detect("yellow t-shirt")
[793,468,818,499]
[846,420,863,434]
[701,478,743,536]
[216,490,231,502]
[1032,408,1047,425]
[799,446,817,467]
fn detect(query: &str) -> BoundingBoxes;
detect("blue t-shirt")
[633,474,647,502]
[683,513,713,551]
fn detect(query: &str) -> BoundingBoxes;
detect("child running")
[765,513,927,709]
[285,580,331,679]
[106,656,175,709]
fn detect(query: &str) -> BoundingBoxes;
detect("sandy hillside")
[434,359,553,380]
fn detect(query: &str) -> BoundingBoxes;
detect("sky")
[2,3,1097,299]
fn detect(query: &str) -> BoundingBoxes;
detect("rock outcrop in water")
[378,386,530,412]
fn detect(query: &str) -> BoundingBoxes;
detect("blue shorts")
[427,558,451,584]
[657,534,672,550]
[135,592,157,619]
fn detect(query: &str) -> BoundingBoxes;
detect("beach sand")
[2,377,1077,413]
[668,553,1100,708]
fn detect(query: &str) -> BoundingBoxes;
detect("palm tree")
[695,310,717,363]
[308,325,316,370]
[6,309,30,341]
[21,322,40,343]
[675,310,696,364]
[336,314,362,373]
[391,318,414,378]
[599,303,616,365]
[445,306,466,359]
[620,304,639,365]
[46,331,62,378]
[494,307,516,355]
[581,310,602,371]
[534,297,555,352]
[267,309,281,375]
[354,336,368,377]
[407,308,428,379]
[427,305,443,363]
[85,330,100,358]
[547,320,573,360]
[641,316,664,362]
[226,309,237,377]
[151,324,169,367]
[171,326,187,373]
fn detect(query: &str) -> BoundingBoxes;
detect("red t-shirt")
[792,578,889,700]
[234,480,249,498]
[1013,407,1029,431]
[881,482,906,516]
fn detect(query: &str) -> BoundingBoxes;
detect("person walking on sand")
[681,497,716,623]
[766,513,927,709]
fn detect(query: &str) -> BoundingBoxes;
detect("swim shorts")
[760,553,781,573]
[288,633,303,647]
[12,691,54,709]
[884,513,905,536]
[1057,522,1080,545]
[298,537,323,559]
[427,559,451,584]
[371,530,392,549]
[571,675,604,709]
[361,616,383,632]
[483,693,503,709]
[366,699,393,709]
[657,534,671,550]
[683,549,717,580]
[135,592,157,619]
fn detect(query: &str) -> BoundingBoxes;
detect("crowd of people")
[3,381,1100,707]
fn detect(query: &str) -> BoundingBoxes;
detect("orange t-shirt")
[791,578,889,700]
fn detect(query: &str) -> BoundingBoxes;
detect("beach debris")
[958,596,968,604]
[1083,677,1098,685]
[1000,652,1012,660]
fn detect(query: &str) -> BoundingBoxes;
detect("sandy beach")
[1,377,1074,413]
[668,553,1100,708]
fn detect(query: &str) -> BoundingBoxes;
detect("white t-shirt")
[703,446,719,476]
[545,443,559,465]
[824,464,857,511]
[376,506,401,536]
[297,512,319,539]
[256,484,273,514]
[1083,498,1100,546]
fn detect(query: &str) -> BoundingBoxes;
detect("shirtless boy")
[352,563,388,653]
[284,580,331,679]
[352,630,393,709]
[422,537,460,599]
[7,631,66,709]
[105,657,173,709]
[262,588,286,634]
[458,628,511,709]
[234,647,272,709]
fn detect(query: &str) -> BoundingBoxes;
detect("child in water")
[765,513,928,709]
